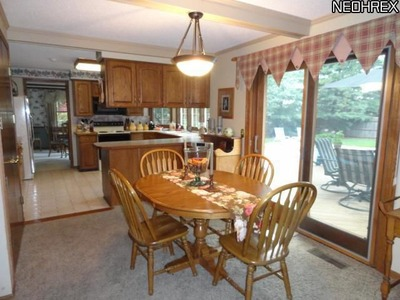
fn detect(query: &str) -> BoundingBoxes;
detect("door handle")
[254,135,258,153]
[4,156,20,164]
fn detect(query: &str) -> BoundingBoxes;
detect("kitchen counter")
[95,131,202,206]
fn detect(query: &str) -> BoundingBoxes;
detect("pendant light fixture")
[172,12,215,77]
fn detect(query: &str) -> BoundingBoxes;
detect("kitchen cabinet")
[186,74,210,108]
[162,64,210,108]
[76,134,99,171]
[91,81,101,97]
[103,59,163,108]
[73,80,93,116]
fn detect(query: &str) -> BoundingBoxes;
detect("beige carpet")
[11,207,398,300]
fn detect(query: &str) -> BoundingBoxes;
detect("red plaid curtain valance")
[235,14,400,90]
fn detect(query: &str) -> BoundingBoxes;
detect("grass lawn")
[342,138,376,148]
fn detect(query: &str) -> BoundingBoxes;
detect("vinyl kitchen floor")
[22,150,109,222]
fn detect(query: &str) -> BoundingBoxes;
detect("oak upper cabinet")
[103,59,136,107]
[186,74,210,108]
[163,64,185,107]
[73,80,93,116]
[163,64,210,108]
[103,59,163,108]
[136,62,163,107]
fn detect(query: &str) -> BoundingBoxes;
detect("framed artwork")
[218,87,234,119]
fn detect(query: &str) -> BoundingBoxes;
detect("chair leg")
[212,249,227,285]
[181,236,197,276]
[245,265,255,300]
[147,247,154,296]
[280,259,293,300]
[130,242,138,270]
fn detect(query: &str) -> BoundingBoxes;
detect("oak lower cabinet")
[73,80,94,116]
[102,59,163,108]
[76,133,99,171]
[162,64,210,108]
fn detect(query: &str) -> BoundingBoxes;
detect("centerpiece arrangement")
[183,142,214,187]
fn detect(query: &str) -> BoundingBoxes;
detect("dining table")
[134,170,271,276]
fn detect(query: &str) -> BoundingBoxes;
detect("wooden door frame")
[243,47,400,271]
[244,68,265,155]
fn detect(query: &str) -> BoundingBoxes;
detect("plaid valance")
[235,14,400,90]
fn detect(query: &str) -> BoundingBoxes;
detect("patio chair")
[335,148,375,211]
[314,138,341,191]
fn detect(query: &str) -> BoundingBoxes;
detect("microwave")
[93,98,127,115]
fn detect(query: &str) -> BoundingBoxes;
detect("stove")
[93,121,125,133]
[94,121,131,142]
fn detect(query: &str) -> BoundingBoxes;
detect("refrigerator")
[13,96,35,180]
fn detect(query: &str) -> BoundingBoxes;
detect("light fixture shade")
[74,59,101,72]
[172,54,215,77]
[172,12,215,77]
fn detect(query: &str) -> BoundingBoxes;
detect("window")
[151,107,209,131]
[152,108,171,125]
[56,99,68,126]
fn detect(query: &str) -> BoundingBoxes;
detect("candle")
[209,143,214,175]
[184,138,187,150]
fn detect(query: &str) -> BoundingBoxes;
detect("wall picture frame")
[218,87,234,119]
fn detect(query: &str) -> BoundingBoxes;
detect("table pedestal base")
[165,218,226,278]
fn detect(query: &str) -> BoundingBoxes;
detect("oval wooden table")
[135,170,271,276]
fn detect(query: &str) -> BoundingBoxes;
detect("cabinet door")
[186,74,210,108]
[104,59,136,107]
[91,81,101,98]
[73,80,93,116]
[162,64,186,107]
[136,62,163,107]
[78,135,99,171]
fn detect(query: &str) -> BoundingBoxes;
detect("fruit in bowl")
[187,157,208,173]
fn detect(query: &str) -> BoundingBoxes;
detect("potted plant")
[332,131,344,148]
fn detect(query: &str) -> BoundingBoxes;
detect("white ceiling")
[1,0,335,71]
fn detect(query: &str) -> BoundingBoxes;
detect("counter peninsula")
[94,131,201,206]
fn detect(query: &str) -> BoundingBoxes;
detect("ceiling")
[0,0,335,71]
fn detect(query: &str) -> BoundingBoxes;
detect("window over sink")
[151,108,209,131]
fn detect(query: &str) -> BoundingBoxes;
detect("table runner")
[162,170,261,241]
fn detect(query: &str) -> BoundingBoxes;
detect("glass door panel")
[264,69,304,189]
[306,53,386,256]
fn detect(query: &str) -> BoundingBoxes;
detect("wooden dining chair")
[140,148,184,177]
[140,148,185,219]
[234,154,275,186]
[209,154,275,236]
[109,168,197,296]
[212,182,317,300]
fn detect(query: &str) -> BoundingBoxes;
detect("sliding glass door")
[262,52,388,258]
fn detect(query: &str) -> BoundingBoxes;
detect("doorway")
[24,79,71,168]
[260,52,388,259]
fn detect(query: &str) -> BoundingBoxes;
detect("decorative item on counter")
[169,121,176,131]
[199,123,207,135]
[208,118,215,134]
[143,122,149,130]
[223,127,233,138]
[217,116,223,135]
[137,122,143,131]
[89,120,94,132]
[129,121,136,131]
[149,121,155,130]
[124,118,130,131]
